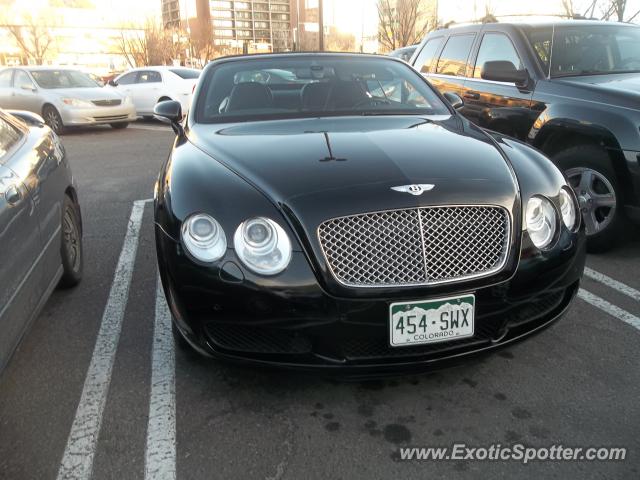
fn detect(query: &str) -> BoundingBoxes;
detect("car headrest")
[301,82,332,110]
[226,82,273,112]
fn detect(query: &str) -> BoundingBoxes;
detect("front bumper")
[157,222,586,374]
[60,104,137,126]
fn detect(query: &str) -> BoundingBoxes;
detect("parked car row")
[0,66,201,134]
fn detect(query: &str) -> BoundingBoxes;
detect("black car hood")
[555,73,640,108]
[188,116,519,229]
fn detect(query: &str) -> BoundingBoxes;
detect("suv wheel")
[554,145,622,253]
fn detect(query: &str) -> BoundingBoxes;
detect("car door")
[135,70,163,113]
[12,69,41,114]
[0,115,43,371]
[428,33,478,108]
[113,71,140,113]
[462,31,535,140]
[0,69,15,108]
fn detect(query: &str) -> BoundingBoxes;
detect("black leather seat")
[225,82,273,111]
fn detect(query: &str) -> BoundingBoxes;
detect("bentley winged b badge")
[390,184,436,196]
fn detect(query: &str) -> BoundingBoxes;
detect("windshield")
[196,56,450,124]
[30,69,100,88]
[169,68,200,79]
[550,25,640,78]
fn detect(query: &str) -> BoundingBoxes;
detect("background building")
[209,0,293,54]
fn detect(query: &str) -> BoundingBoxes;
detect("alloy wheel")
[62,207,81,273]
[565,167,617,236]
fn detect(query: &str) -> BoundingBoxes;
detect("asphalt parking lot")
[0,123,638,480]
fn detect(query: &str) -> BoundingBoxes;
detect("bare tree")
[116,21,174,68]
[377,0,437,52]
[561,0,575,18]
[1,14,55,65]
[602,0,627,21]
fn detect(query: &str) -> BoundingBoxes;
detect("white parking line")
[145,276,176,480]
[583,267,640,303]
[578,288,640,332]
[57,200,147,480]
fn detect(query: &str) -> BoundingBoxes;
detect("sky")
[12,0,640,32]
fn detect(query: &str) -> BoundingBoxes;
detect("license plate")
[389,294,475,347]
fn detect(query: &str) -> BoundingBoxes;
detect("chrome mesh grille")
[318,206,510,287]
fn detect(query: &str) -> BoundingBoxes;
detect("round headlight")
[559,187,578,231]
[526,196,557,249]
[181,213,227,263]
[234,217,292,275]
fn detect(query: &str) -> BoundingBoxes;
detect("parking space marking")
[144,276,176,480]
[578,289,640,332]
[57,200,147,480]
[584,267,640,303]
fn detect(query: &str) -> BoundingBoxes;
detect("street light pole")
[318,0,324,51]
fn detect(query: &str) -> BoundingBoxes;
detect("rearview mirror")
[443,92,464,110]
[20,84,36,92]
[154,100,184,136]
[108,79,118,87]
[481,61,529,86]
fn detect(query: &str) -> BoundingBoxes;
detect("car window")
[169,68,200,79]
[30,70,98,88]
[526,27,553,74]
[117,72,137,85]
[0,69,13,88]
[0,116,23,162]
[138,71,162,83]
[436,34,475,76]
[14,70,35,89]
[414,37,444,74]
[474,33,523,79]
[197,56,450,123]
[551,25,640,77]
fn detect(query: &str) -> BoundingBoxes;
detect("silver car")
[0,67,136,134]
[0,108,83,372]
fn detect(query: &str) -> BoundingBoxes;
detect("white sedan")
[108,67,200,118]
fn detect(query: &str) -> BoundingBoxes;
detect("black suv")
[411,20,640,251]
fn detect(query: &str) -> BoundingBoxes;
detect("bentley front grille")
[318,206,510,287]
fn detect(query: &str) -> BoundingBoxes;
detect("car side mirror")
[443,92,464,110]
[481,61,529,87]
[154,100,184,136]
[108,79,118,87]
[20,84,36,92]
[6,110,45,127]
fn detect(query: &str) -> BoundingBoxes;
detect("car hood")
[47,87,124,101]
[189,115,519,230]
[555,73,640,108]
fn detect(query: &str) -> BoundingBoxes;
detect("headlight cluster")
[525,187,578,250]
[62,98,94,108]
[559,187,578,231]
[181,214,292,275]
[181,214,227,263]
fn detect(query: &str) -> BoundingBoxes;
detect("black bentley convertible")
[154,53,586,373]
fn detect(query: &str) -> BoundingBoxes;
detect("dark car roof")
[436,19,638,33]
